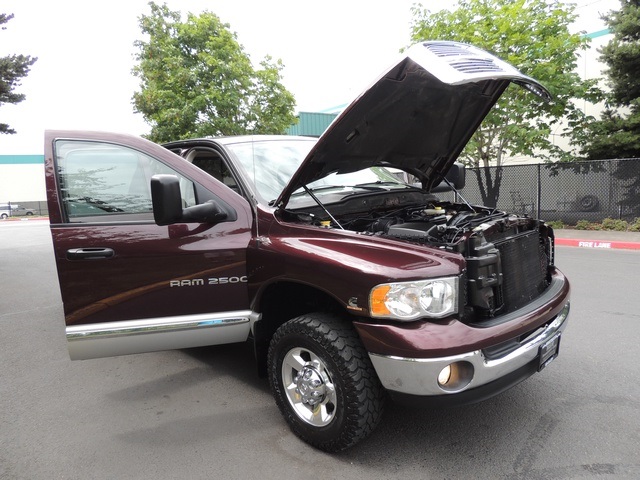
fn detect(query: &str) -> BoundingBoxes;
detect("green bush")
[575,220,596,230]
[551,218,640,232]
[545,220,565,229]
[601,218,629,231]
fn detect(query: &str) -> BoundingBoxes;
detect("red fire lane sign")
[555,238,640,250]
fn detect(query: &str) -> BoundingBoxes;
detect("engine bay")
[287,194,542,251]
[285,193,554,320]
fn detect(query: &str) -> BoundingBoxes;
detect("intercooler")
[466,229,550,320]
[494,230,549,313]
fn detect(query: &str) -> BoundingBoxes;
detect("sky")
[0,0,617,154]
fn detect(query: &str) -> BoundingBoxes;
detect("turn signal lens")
[370,285,392,316]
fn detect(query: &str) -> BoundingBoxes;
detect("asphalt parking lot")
[1,220,639,480]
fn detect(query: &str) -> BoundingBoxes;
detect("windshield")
[225,139,413,204]
[225,139,314,202]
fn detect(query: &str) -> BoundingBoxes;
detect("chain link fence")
[450,158,640,224]
[2,159,639,225]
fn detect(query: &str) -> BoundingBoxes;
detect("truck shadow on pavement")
[105,342,639,478]
[104,341,269,404]
[182,341,270,392]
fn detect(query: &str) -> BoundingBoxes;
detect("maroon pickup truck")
[45,41,569,452]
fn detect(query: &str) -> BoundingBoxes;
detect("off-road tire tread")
[268,313,385,452]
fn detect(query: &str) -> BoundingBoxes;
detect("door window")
[55,140,196,222]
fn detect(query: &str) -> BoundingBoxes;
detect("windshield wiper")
[291,184,384,197]
[354,181,419,189]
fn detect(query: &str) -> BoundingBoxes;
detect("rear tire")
[268,313,385,452]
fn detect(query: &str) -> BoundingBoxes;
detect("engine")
[288,197,553,320]
[357,202,507,248]
[336,200,554,321]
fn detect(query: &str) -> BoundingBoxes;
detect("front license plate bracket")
[538,334,561,371]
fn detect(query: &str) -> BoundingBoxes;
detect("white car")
[0,204,36,218]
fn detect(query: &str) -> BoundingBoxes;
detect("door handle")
[66,247,115,260]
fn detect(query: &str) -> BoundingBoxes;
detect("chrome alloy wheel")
[281,347,337,427]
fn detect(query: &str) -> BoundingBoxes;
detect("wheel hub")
[294,365,326,406]
[281,346,337,427]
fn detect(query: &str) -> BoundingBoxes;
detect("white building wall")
[0,164,46,202]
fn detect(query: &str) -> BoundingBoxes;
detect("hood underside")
[276,41,550,208]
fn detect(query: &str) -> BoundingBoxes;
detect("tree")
[132,2,296,143]
[0,13,37,135]
[410,0,601,207]
[581,1,640,217]
[581,0,640,160]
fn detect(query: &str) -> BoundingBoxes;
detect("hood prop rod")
[302,185,344,230]
[441,176,477,213]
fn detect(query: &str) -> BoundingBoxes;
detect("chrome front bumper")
[369,302,570,397]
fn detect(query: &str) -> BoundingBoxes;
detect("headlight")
[369,277,459,320]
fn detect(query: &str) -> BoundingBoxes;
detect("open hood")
[275,41,550,208]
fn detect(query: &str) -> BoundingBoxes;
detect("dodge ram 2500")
[45,41,570,452]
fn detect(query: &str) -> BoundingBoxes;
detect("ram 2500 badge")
[45,41,570,452]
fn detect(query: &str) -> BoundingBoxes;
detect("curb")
[555,238,640,250]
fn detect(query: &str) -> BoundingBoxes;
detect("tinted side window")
[192,155,239,192]
[183,148,240,194]
[55,140,196,222]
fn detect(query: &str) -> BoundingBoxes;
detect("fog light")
[436,361,474,392]
[438,365,452,386]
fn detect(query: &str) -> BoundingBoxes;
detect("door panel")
[51,223,250,325]
[45,131,253,359]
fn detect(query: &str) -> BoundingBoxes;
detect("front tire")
[268,313,385,452]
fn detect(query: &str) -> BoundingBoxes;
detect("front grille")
[494,230,548,313]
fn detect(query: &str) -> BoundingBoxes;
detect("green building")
[286,111,338,137]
